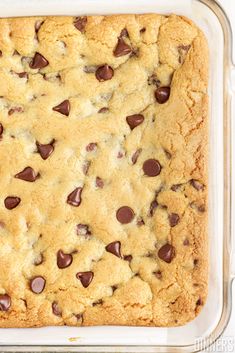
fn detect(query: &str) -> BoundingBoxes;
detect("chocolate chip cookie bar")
[0,14,208,327]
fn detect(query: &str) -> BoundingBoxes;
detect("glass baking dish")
[0,0,234,351]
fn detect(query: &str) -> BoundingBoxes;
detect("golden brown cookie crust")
[0,13,208,327]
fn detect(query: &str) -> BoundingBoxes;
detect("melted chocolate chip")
[126,114,144,130]
[169,213,180,227]
[74,16,87,32]
[29,52,49,69]
[96,177,104,188]
[76,224,91,237]
[116,206,134,224]
[8,107,23,115]
[183,239,190,246]
[105,241,121,258]
[154,270,162,279]
[53,100,70,116]
[131,148,142,164]
[67,187,83,207]
[76,271,94,288]
[198,205,206,213]
[143,159,161,177]
[57,250,73,269]
[4,196,21,210]
[113,38,132,57]
[149,200,158,217]
[30,276,46,294]
[178,44,191,64]
[196,298,203,306]
[17,72,28,79]
[15,166,38,182]
[95,65,114,82]
[0,294,11,311]
[155,87,170,104]
[194,259,199,266]
[98,107,109,113]
[36,141,54,160]
[86,142,97,152]
[0,123,3,136]
[123,255,132,262]
[190,179,204,191]
[52,301,62,316]
[171,184,181,192]
[158,244,175,263]
[120,28,129,37]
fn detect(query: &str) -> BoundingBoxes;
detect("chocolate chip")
[169,213,180,227]
[4,196,21,210]
[92,299,103,306]
[149,200,158,217]
[67,187,83,207]
[76,224,91,237]
[17,72,28,79]
[86,142,97,152]
[113,38,132,57]
[53,100,70,116]
[0,294,11,311]
[36,141,54,160]
[143,159,161,177]
[117,151,124,159]
[120,28,129,37]
[126,114,144,130]
[196,298,203,306]
[52,301,62,316]
[116,206,134,224]
[29,52,49,69]
[30,276,46,294]
[158,244,175,263]
[140,27,146,33]
[95,65,114,82]
[83,65,97,73]
[105,241,121,258]
[155,87,170,104]
[76,271,94,288]
[171,184,181,192]
[178,45,191,64]
[96,177,104,188]
[75,313,83,321]
[198,205,206,213]
[0,123,3,136]
[8,107,23,115]
[98,107,109,113]
[15,166,38,182]
[57,250,73,269]
[35,20,44,33]
[74,16,87,32]
[153,270,162,279]
[137,217,145,226]
[131,149,142,164]
[190,179,204,191]
[183,239,190,246]
[123,255,132,262]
